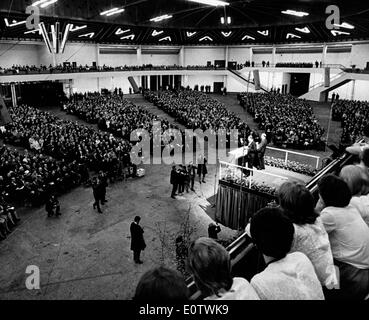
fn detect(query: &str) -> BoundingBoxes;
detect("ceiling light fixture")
[32,0,49,6]
[189,0,229,6]
[150,14,173,22]
[242,35,255,41]
[4,18,26,27]
[257,30,269,36]
[159,36,172,42]
[100,8,124,16]
[186,31,197,37]
[221,31,232,37]
[281,10,309,17]
[78,32,95,38]
[331,30,350,36]
[70,24,87,32]
[286,33,301,39]
[333,22,355,29]
[40,0,58,8]
[121,34,135,40]
[152,30,164,37]
[199,36,213,42]
[295,27,310,33]
[116,28,131,35]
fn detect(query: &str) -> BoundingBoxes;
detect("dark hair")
[133,266,189,301]
[187,237,233,297]
[250,207,294,260]
[318,174,351,208]
[363,124,369,138]
[360,148,369,167]
[134,216,141,223]
[277,181,318,225]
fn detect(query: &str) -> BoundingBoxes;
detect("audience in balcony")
[275,62,314,68]
[316,174,369,300]
[249,207,325,300]
[133,266,189,301]
[238,92,325,150]
[187,237,259,300]
[277,181,337,287]
[339,165,369,226]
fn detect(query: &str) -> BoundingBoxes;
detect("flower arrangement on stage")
[264,156,318,177]
[221,167,277,196]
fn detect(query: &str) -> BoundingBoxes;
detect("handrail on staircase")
[227,68,269,93]
[308,71,346,90]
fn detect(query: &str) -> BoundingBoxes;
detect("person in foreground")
[249,207,325,300]
[130,216,146,264]
[187,237,259,300]
[133,266,189,301]
[316,175,369,300]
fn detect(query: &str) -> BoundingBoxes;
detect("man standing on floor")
[187,162,196,192]
[170,166,178,199]
[98,171,108,204]
[92,176,103,214]
[130,216,146,264]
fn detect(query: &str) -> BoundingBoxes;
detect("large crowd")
[133,148,369,300]
[144,89,250,137]
[332,99,369,145]
[238,92,325,150]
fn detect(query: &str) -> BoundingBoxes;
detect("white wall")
[275,52,322,64]
[351,44,369,69]
[99,53,138,67]
[0,43,40,67]
[141,54,179,66]
[229,47,251,63]
[184,47,226,66]
[329,80,369,102]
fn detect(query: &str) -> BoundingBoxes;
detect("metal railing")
[308,71,346,90]
[266,146,321,169]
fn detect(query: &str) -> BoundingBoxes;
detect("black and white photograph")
[0,0,369,308]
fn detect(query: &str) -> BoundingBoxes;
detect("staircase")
[300,71,352,102]
[227,68,269,93]
[128,76,140,93]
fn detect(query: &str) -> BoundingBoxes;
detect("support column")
[225,46,229,68]
[179,46,185,67]
[159,75,162,89]
[11,84,17,108]
[96,44,100,67]
[249,47,253,65]
[137,45,142,66]
[271,46,276,67]
[351,80,356,100]
[148,76,151,90]
[322,44,328,67]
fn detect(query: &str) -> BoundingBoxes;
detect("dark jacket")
[130,222,146,251]
[257,139,268,155]
[170,169,178,185]
[208,224,221,239]
[197,158,208,176]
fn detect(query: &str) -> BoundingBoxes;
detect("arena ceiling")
[0,0,368,45]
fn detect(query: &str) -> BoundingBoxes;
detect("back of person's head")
[133,266,189,301]
[339,165,365,196]
[134,216,141,223]
[188,237,232,297]
[363,124,369,138]
[277,181,318,225]
[360,148,369,167]
[250,207,294,260]
[318,174,351,208]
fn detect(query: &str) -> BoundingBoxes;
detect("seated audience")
[238,92,325,150]
[188,237,259,300]
[317,174,369,300]
[277,181,337,287]
[133,266,189,301]
[249,207,325,300]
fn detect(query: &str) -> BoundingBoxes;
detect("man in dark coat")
[187,162,196,191]
[208,223,221,240]
[130,216,146,264]
[98,171,108,204]
[257,133,268,170]
[197,155,208,183]
[170,166,178,199]
[92,176,103,213]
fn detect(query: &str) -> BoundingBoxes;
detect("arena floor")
[0,93,324,299]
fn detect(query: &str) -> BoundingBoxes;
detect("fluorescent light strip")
[70,24,87,32]
[100,8,119,15]
[24,29,40,34]
[152,30,164,37]
[40,0,58,8]
[106,8,125,16]
[286,33,301,39]
[4,18,26,27]
[333,22,355,29]
[331,30,350,36]
[199,36,213,42]
[242,35,255,41]
[150,14,172,22]
[295,27,310,33]
[60,23,71,53]
[32,0,49,6]
[189,0,229,7]
[282,10,309,17]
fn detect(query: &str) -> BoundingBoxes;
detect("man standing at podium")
[257,133,268,170]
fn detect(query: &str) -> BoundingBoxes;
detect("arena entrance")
[290,73,311,97]
[213,82,224,94]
